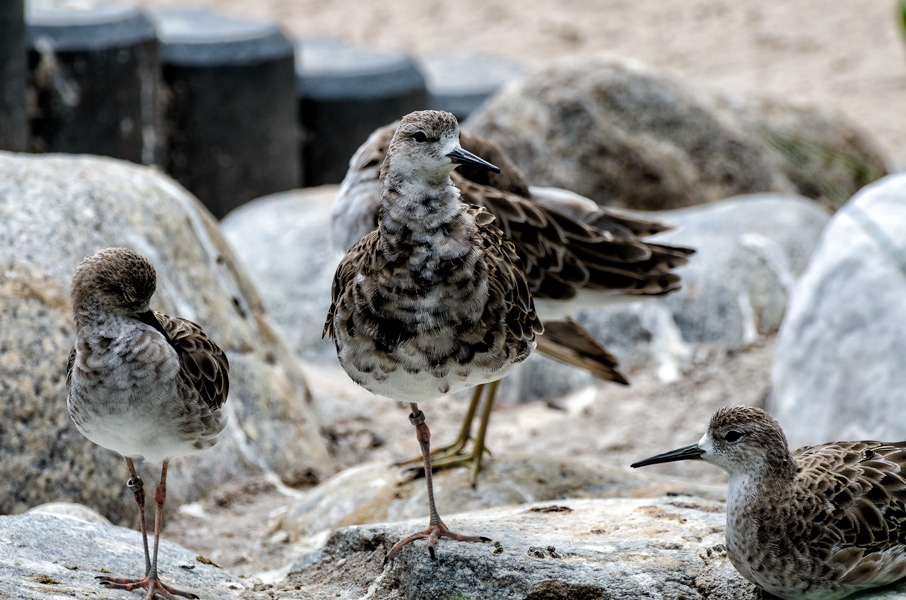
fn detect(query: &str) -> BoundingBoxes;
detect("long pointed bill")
[630,443,704,468]
[135,310,172,343]
[446,146,500,173]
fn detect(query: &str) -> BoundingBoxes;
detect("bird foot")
[383,522,491,565]
[97,574,198,600]
[393,438,471,468]
[396,443,492,487]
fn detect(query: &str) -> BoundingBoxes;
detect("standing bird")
[324,110,542,561]
[331,121,694,483]
[67,247,229,600]
[632,406,906,600]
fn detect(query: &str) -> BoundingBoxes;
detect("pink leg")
[384,404,491,564]
[97,460,198,600]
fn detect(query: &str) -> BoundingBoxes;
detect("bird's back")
[331,122,694,308]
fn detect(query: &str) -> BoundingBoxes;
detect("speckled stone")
[0,152,333,524]
[221,186,339,365]
[0,511,254,599]
[280,497,761,600]
[464,54,888,212]
[273,456,726,544]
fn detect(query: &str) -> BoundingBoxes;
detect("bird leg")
[97,460,198,600]
[397,381,500,486]
[384,404,491,564]
[395,384,484,466]
[430,379,499,486]
[126,457,151,575]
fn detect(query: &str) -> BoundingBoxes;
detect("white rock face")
[532,193,831,398]
[770,174,906,448]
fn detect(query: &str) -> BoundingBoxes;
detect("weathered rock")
[0,152,333,525]
[274,497,760,600]
[10,480,906,599]
[222,186,339,364]
[464,54,888,211]
[769,174,906,448]
[274,457,726,544]
[0,511,256,599]
[26,501,112,525]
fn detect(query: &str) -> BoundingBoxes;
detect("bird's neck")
[378,174,475,264]
[725,455,798,528]
[72,298,116,332]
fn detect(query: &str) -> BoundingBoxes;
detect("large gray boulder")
[464,54,888,211]
[222,186,339,365]
[769,175,906,448]
[0,152,333,525]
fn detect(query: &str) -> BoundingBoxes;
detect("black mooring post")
[26,4,160,164]
[0,0,27,152]
[296,39,427,187]
[149,8,299,219]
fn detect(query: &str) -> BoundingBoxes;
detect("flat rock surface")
[265,497,756,600]
[0,511,253,599]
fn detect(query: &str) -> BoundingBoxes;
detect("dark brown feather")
[155,312,229,412]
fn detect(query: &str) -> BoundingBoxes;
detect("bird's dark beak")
[136,310,172,343]
[630,443,704,468]
[446,146,500,173]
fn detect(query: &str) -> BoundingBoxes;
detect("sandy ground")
[163,337,775,579]
[134,0,906,169]
[127,0,901,582]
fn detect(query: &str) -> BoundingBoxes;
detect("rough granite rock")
[222,186,339,365]
[8,480,906,598]
[0,511,257,599]
[769,174,906,448]
[273,457,726,544]
[0,152,333,525]
[271,497,761,600]
[464,54,888,211]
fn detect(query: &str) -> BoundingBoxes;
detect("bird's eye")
[412,131,428,143]
[723,430,744,443]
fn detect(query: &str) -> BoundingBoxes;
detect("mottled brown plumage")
[632,406,906,600]
[331,120,693,480]
[324,112,541,404]
[332,122,693,306]
[325,110,542,562]
[67,247,228,600]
